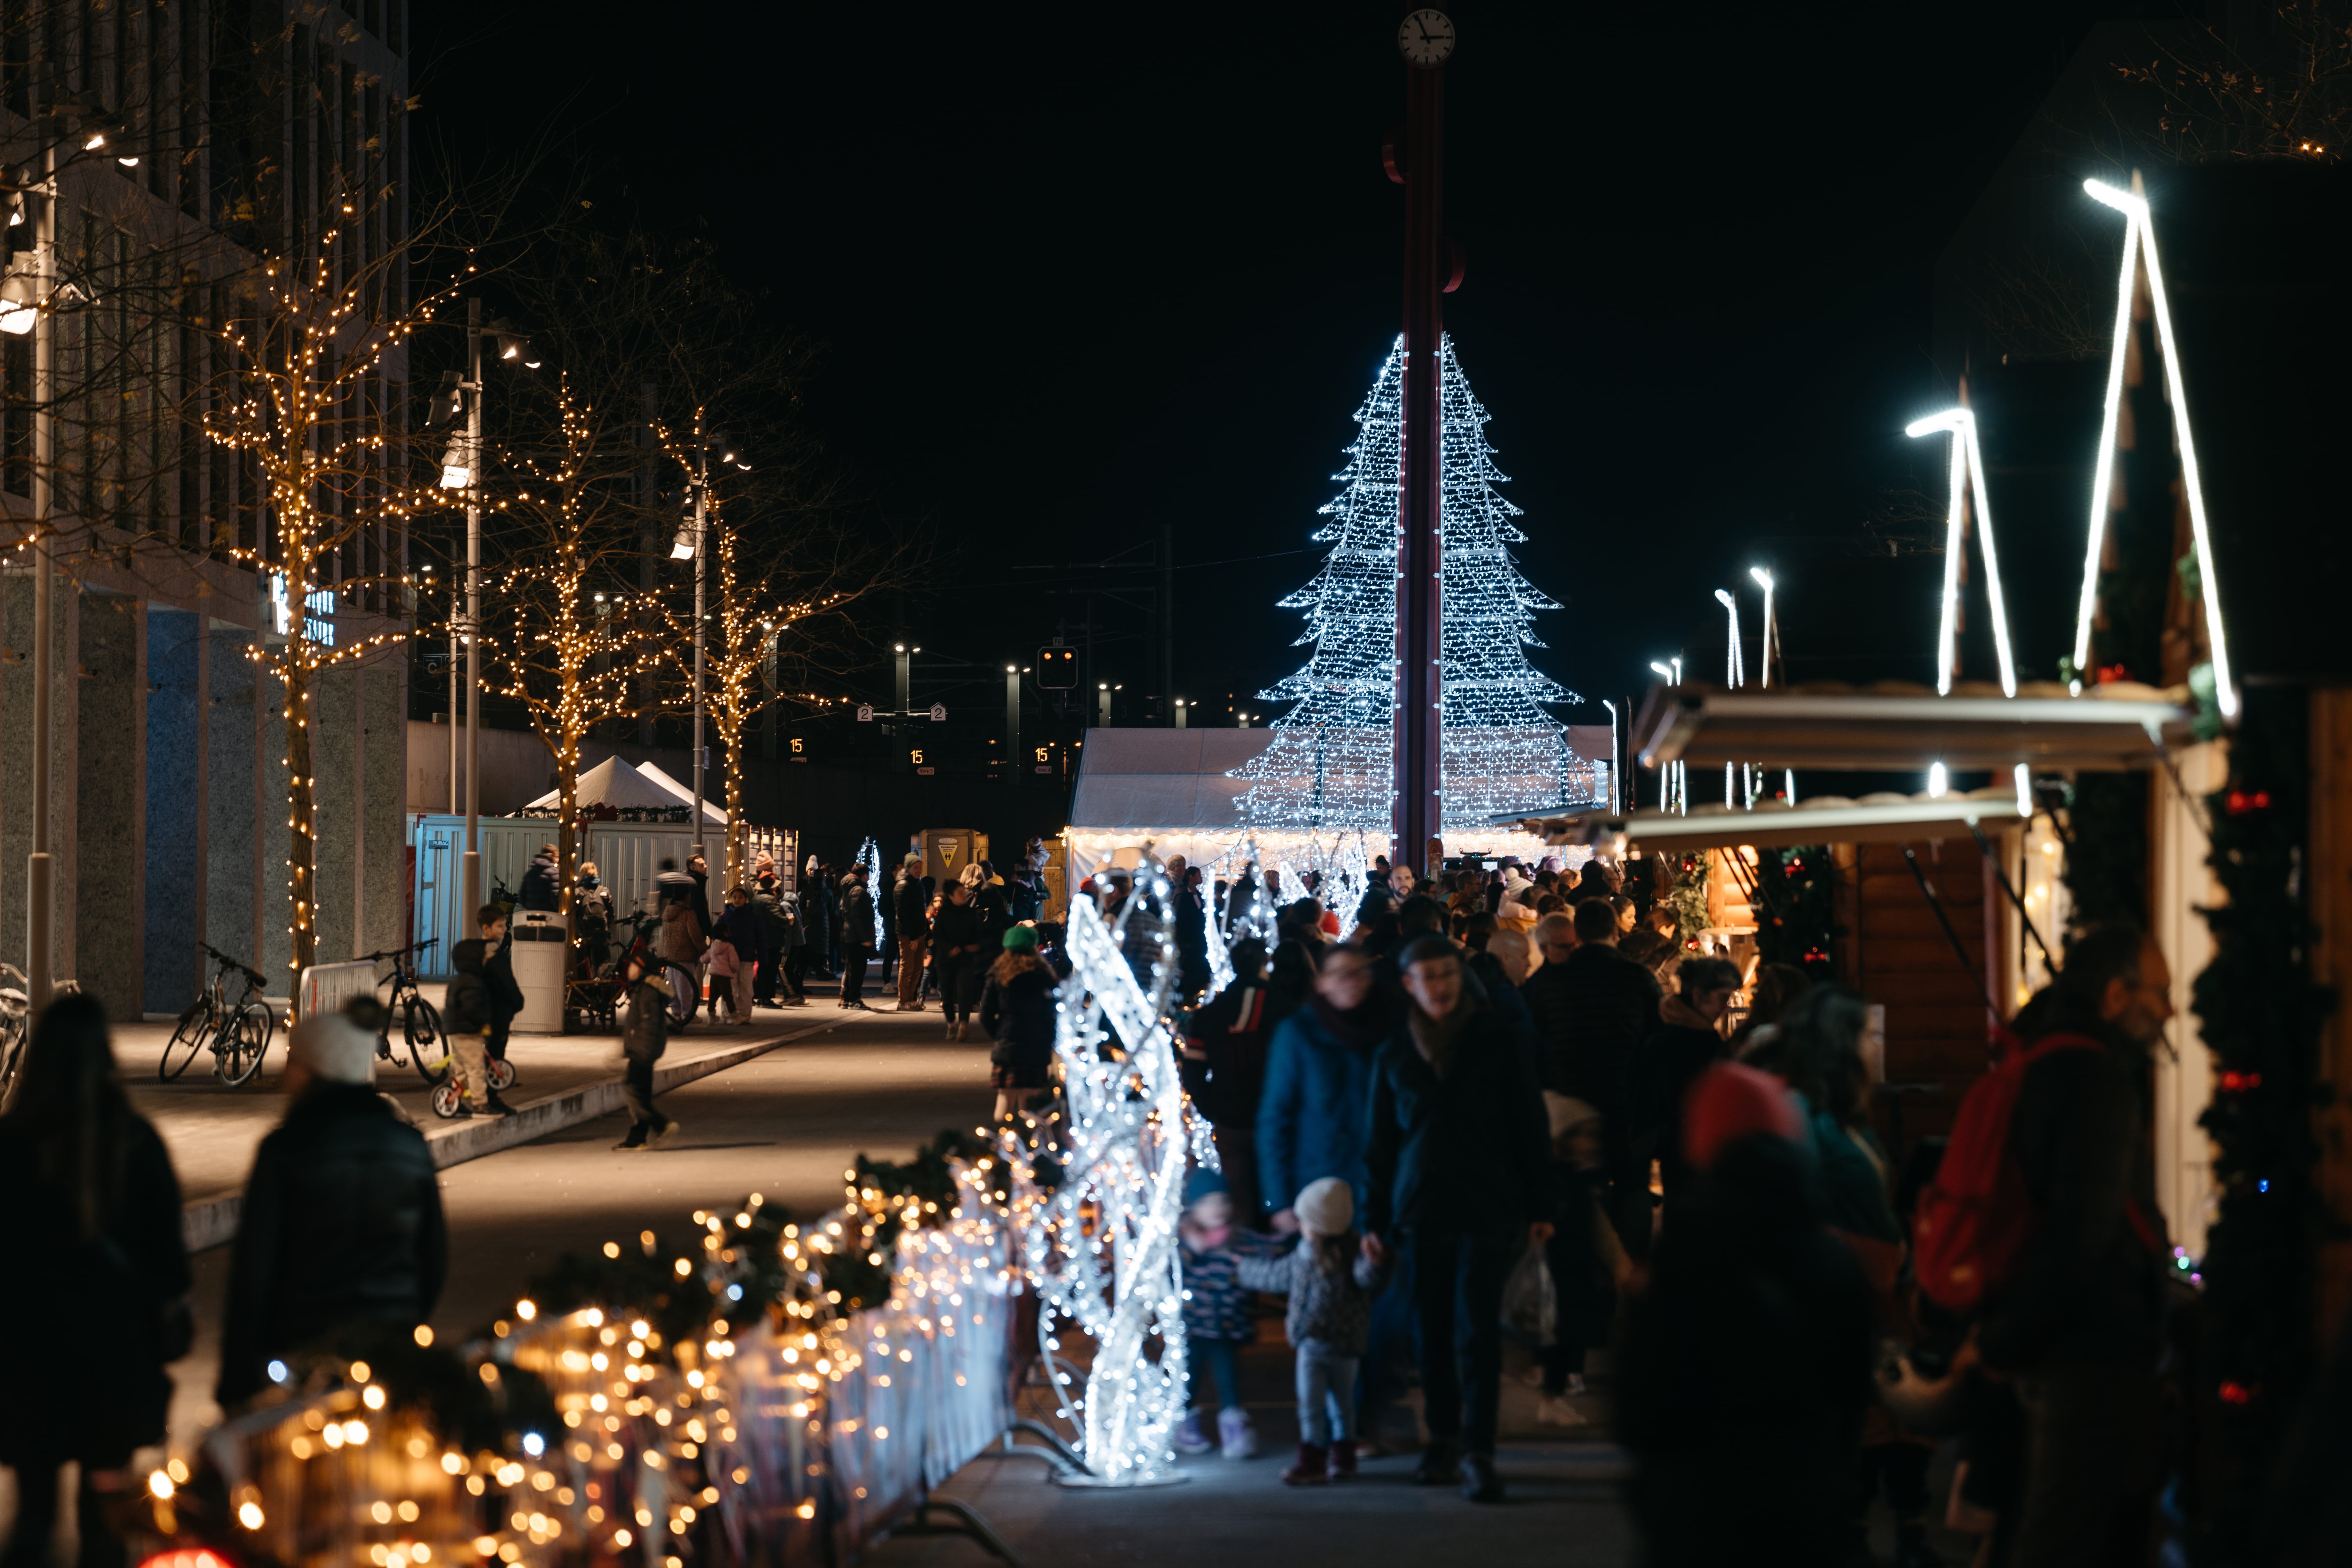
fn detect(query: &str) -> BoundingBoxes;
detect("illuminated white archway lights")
[1904,407,2019,699]
[2073,175,2237,718]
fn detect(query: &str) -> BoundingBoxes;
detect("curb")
[179,1008,861,1254]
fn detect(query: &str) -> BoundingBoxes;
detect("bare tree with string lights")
[477,371,670,933]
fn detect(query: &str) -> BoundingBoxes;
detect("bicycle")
[0,964,32,1104]
[357,940,454,1087]
[161,944,275,1087]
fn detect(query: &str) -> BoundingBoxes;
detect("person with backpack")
[0,995,192,1568]
[1915,924,2174,1568]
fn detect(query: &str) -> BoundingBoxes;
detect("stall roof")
[519,755,689,813]
[1510,786,2026,851]
[633,761,728,824]
[1631,679,2195,772]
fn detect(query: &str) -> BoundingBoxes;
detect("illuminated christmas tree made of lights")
[1234,335,1586,834]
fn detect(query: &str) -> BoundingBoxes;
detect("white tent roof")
[521,754,689,813]
[1066,724,1619,831]
[634,761,728,824]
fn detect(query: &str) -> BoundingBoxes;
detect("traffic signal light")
[1036,645,1077,689]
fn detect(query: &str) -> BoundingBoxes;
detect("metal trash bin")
[510,910,568,1034]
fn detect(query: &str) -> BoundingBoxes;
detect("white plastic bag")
[1501,1241,1557,1347]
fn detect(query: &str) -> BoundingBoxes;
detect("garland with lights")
[2189,684,2333,1551]
[1234,335,1589,836]
[136,1132,1022,1568]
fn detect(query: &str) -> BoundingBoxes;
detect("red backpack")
[1912,1032,2160,1313]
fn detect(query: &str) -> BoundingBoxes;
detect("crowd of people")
[1021,850,2192,1568]
[0,831,2208,1568]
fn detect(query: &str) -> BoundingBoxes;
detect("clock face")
[1397,9,1456,66]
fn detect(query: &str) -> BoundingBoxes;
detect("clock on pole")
[1397,9,1455,67]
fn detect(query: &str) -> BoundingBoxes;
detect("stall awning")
[1509,786,2026,852]
[1631,680,2195,772]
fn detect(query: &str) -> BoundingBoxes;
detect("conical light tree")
[1234,334,1587,838]
[1231,341,1406,831]
[1432,335,1587,828]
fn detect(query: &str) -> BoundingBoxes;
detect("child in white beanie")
[1237,1175,1392,1485]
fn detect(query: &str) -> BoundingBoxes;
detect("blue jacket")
[1255,1002,1381,1218]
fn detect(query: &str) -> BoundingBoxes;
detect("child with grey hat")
[1236,1175,1393,1485]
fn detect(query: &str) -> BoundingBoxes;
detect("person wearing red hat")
[1617,1059,1873,1567]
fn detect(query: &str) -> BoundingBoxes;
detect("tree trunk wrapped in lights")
[481,374,669,949]
[200,186,486,980]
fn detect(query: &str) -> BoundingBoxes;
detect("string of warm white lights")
[1234,335,1590,836]
[855,838,885,947]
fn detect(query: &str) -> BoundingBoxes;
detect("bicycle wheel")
[0,1014,27,1102]
[216,1003,274,1087]
[487,1056,516,1093]
[405,995,449,1087]
[160,1006,211,1081]
[430,1079,464,1119]
[665,964,697,1028]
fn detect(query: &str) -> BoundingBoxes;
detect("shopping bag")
[1501,1241,1557,1348]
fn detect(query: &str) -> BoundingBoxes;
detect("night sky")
[420,1,2178,746]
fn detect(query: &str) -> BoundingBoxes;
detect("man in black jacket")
[893,855,931,1012]
[1979,924,2174,1568]
[1523,898,1662,1255]
[442,915,516,1118]
[216,1008,447,1406]
[1364,934,1552,1504]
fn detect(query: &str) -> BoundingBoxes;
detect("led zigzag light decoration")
[1020,884,1213,1486]
[2072,175,2237,718]
[1233,335,1593,834]
[856,837,884,947]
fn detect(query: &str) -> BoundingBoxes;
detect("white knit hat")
[288,1009,376,1085]
[1293,1176,1354,1237]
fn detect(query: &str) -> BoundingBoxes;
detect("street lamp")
[425,299,539,919]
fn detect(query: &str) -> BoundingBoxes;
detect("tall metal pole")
[462,299,483,918]
[25,138,54,1010]
[447,604,458,814]
[1394,51,1446,879]
[1159,523,1174,727]
[691,436,707,870]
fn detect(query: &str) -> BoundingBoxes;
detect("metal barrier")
[294,960,380,1022]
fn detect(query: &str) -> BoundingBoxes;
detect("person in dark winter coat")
[614,953,680,1151]
[217,1008,447,1408]
[1976,926,2175,1568]
[753,876,805,1005]
[442,925,516,1118]
[892,855,932,1011]
[1169,856,1211,999]
[711,885,768,1026]
[519,844,561,911]
[1180,936,1298,1225]
[1619,1063,1874,1568]
[0,995,192,1568]
[574,863,615,971]
[1627,954,1740,1212]
[980,926,1057,1119]
[838,868,877,1008]
[1523,897,1663,1255]
[1363,934,1552,1504]
[1258,942,1391,1224]
[971,861,1013,950]
[929,880,989,1039]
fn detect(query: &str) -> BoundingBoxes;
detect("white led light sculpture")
[1020,887,1209,1486]
[2073,176,2237,717]
[855,837,884,948]
[1235,335,1591,833]
[1905,408,2019,697]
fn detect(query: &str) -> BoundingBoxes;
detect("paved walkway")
[119,987,841,1208]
